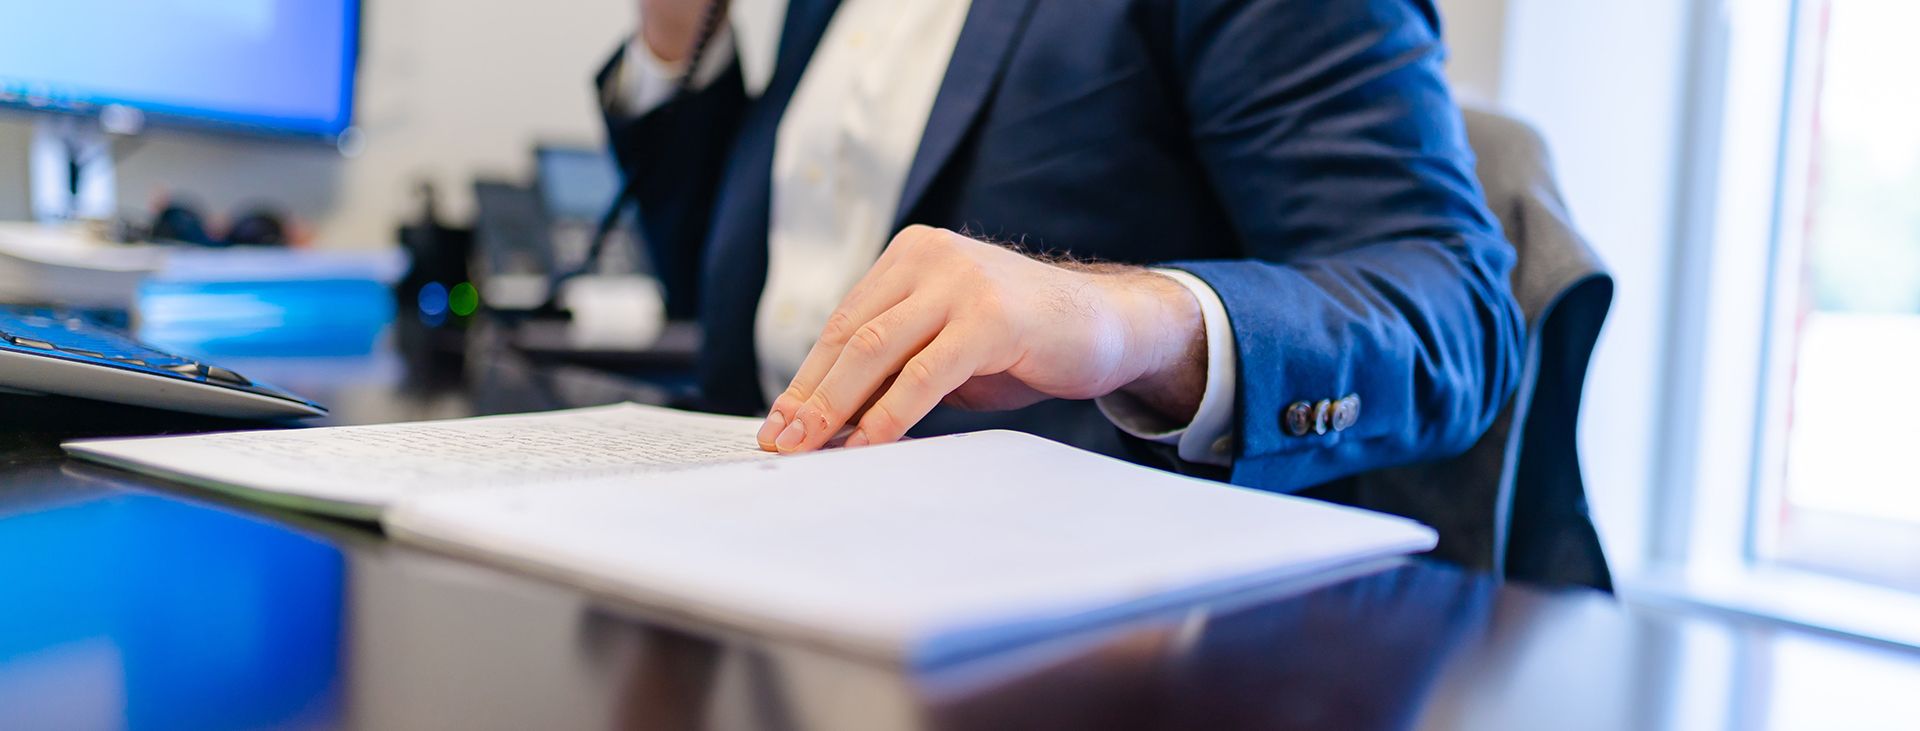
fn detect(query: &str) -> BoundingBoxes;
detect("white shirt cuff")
[1095,268,1238,466]
[608,24,737,118]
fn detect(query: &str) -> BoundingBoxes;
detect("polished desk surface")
[1,320,1916,731]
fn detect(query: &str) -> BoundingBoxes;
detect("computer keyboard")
[0,305,325,419]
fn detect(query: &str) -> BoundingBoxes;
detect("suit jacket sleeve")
[595,44,750,319]
[1160,0,1525,491]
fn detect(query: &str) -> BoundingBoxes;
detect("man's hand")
[756,225,1209,453]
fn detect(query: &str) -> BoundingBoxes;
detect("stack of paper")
[66,404,1437,665]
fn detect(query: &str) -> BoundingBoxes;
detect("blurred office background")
[0,0,631,245]
[0,0,1913,666]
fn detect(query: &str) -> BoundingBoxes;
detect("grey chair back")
[1303,108,1616,590]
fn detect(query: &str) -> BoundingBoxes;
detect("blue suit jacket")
[600,0,1524,494]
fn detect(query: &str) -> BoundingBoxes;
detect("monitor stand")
[29,117,117,223]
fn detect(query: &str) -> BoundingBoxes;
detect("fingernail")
[757,411,786,448]
[775,417,807,452]
[843,429,869,448]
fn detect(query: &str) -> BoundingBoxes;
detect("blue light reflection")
[0,494,344,729]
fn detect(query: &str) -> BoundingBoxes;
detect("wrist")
[1108,271,1207,422]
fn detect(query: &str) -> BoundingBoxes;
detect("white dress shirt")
[614,1,1239,465]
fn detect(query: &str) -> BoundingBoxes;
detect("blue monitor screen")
[0,0,359,139]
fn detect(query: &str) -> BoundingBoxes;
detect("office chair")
[1303,108,1616,591]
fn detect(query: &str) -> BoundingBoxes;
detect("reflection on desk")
[0,320,1916,730]
[0,491,342,728]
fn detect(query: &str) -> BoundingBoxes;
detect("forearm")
[1152,0,1525,485]
[1172,233,1523,490]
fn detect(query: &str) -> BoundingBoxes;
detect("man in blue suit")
[601,0,1523,493]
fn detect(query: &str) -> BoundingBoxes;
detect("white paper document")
[385,430,1439,665]
[64,403,771,518]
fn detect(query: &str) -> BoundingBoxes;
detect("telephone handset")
[561,0,734,304]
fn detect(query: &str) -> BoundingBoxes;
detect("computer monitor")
[0,0,361,141]
[535,146,623,223]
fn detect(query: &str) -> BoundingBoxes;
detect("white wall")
[0,0,633,247]
[1437,0,1512,104]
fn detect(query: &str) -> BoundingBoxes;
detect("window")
[1761,0,1920,591]
[1545,0,1920,648]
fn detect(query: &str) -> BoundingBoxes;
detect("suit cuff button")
[1312,399,1334,435]
[1283,401,1314,436]
[1332,394,1361,432]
